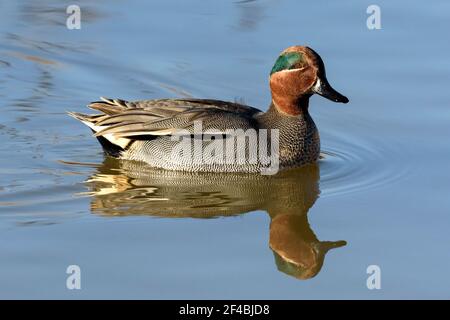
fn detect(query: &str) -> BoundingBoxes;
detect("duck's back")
[71,98,269,172]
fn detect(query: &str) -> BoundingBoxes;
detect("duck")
[69,46,348,173]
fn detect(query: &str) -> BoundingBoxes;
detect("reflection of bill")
[79,157,346,279]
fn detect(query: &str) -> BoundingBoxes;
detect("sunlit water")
[1,0,450,299]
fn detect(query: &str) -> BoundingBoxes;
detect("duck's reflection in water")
[83,158,346,280]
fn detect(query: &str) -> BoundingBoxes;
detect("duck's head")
[269,46,349,115]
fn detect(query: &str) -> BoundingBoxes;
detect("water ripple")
[319,129,410,198]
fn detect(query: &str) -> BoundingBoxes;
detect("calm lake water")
[1,0,449,299]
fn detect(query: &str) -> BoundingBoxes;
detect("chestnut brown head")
[269,46,348,115]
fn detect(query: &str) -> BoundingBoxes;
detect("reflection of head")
[270,213,346,280]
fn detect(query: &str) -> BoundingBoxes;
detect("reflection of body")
[82,158,346,279]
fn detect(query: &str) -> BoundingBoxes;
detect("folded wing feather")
[69,97,261,148]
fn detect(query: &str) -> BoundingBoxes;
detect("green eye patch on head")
[270,52,305,75]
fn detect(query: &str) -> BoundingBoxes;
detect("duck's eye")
[270,52,305,75]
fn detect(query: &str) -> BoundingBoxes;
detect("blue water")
[1,0,450,299]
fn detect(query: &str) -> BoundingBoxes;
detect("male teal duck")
[69,46,348,173]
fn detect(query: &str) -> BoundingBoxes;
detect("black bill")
[313,78,349,104]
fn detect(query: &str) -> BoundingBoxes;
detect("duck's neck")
[258,97,313,131]
[270,95,311,117]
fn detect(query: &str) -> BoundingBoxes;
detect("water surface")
[1,0,450,299]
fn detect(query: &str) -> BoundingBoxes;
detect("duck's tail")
[68,111,131,157]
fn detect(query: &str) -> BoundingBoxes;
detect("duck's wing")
[70,97,263,139]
